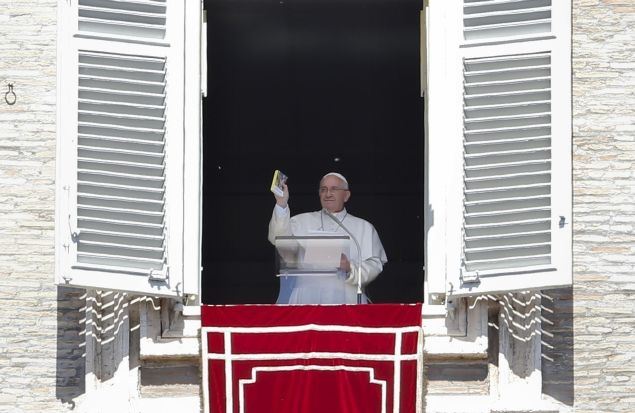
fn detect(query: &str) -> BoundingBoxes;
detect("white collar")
[319,208,348,231]
[331,208,347,219]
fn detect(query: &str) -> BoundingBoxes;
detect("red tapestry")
[201,304,423,413]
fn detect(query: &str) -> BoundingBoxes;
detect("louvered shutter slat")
[78,195,163,214]
[79,77,166,92]
[465,209,550,228]
[465,228,550,241]
[465,124,551,142]
[464,216,550,229]
[80,238,164,252]
[79,114,165,130]
[465,193,549,206]
[469,185,546,198]
[465,168,550,181]
[79,134,164,147]
[466,89,551,106]
[75,254,165,271]
[78,182,164,198]
[79,5,167,21]
[78,172,165,188]
[466,196,550,215]
[79,76,166,97]
[79,88,166,104]
[466,137,550,150]
[78,217,164,236]
[464,0,550,13]
[465,254,551,272]
[465,101,551,118]
[467,161,550,176]
[79,138,164,155]
[78,204,164,218]
[78,146,165,162]
[79,98,166,112]
[78,163,164,180]
[78,210,164,226]
[464,7,551,23]
[80,228,164,242]
[465,207,551,221]
[80,119,166,133]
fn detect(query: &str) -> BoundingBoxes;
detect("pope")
[268,172,387,304]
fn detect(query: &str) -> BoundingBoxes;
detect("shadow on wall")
[486,290,573,406]
[541,288,574,406]
[56,288,140,407]
[55,287,87,407]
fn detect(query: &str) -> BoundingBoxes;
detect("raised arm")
[268,182,291,244]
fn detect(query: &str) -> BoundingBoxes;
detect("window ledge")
[137,396,200,413]
[140,336,200,358]
[426,396,566,413]
[423,298,488,359]
[139,298,201,359]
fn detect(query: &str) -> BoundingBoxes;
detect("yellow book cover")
[270,170,288,197]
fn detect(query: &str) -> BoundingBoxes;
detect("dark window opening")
[202,0,424,304]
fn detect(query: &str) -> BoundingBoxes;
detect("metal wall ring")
[5,83,16,105]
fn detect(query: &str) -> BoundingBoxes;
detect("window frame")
[56,0,571,304]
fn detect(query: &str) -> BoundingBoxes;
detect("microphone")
[322,209,364,304]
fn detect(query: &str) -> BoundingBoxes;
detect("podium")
[274,235,357,304]
[201,304,423,413]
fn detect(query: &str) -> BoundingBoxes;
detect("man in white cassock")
[268,172,387,304]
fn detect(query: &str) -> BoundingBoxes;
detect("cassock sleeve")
[344,223,387,287]
[268,204,292,245]
[345,258,384,287]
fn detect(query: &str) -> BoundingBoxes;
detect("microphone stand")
[322,209,364,304]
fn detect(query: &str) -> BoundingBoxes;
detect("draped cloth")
[201,304,424,413]
[268,206,387,304]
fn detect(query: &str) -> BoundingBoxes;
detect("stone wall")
[0,1,84,412]
[572,0,635,411]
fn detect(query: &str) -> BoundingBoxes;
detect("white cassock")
[268,205,387,304]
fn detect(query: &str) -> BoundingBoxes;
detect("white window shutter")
[56,0,186,297]
[426,0,571,297]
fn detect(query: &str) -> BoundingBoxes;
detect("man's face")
[319,175,350,213]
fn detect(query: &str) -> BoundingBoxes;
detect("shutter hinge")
[446,297,457,320]
[63,185,80,243]
[559,215,568,228]
[169,300,184,331]
[201,0,208,98]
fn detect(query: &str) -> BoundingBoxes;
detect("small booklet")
[270,169,288,197]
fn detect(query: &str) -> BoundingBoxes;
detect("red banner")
[202,304,423,413]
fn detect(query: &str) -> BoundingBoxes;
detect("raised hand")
[274,182,289,208]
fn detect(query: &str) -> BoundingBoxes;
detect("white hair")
[320,172,349,189]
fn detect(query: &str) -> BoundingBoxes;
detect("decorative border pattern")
[201,324,423,413]
[238,365,388,413]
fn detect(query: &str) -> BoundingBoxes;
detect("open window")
[55,0,572,311]
[55,0,202,300]
[200,0,425,305]
[425,0,572,299]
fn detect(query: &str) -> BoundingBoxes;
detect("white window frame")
[182,0,204,301]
